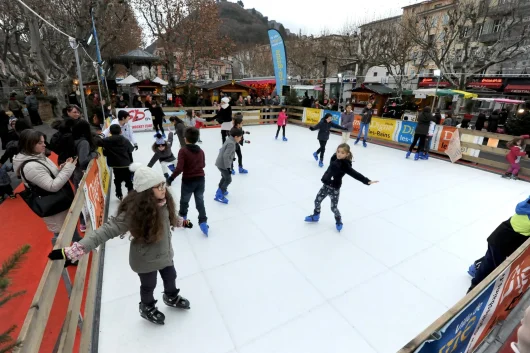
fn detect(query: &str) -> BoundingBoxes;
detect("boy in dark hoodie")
[309,113,348,168]
[468,196,530,293]
[99,124,134,201]
[147,132,177,182]
[167,128,209,236]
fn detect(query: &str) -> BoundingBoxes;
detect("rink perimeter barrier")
[283,105,530,177]
[14,150,112,353]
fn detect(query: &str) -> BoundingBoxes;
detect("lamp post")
[431,69,441,111]
[337,73,343,112]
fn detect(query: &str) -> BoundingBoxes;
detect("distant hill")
[217,0,291,46]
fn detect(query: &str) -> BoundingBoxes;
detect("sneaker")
[80,224,86,233]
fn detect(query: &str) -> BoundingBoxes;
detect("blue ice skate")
[304,213,320,222]
[200,222,209,237]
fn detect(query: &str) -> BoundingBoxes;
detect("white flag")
[445,130,462,163]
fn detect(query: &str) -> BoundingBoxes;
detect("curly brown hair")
[117,189,178,244]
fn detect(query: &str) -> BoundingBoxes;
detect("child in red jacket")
[503,135,529,180]
[275,107,288,141]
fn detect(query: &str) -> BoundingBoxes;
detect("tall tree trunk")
[45,80,68,119]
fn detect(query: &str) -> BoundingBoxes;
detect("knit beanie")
[129,163,166,193]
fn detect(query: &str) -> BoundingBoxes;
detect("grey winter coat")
[341,111,355,132]
[13,153,76,233]
[415,111,435,135]
[79,205,175,274]
[148,132,176,167]
[215,136,237,170]
[0,163,11,186]
[73,138,98,186]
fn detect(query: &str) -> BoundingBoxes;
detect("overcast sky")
[240,0,422,34]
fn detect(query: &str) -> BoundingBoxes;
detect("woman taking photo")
[13,129,82,245]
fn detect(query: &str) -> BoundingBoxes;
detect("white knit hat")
[129,163,166,193]
[221,97,230,104]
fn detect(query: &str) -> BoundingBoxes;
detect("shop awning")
[360,83,395,95]
[451,90,478,99]
[418,80,451,88]
[239,79,276,86]
[473,97,525,104]
[467,81,503,89]
[117,75,140,85]
[505,85,530,94]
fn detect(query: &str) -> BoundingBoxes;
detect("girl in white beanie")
[206,96,232,144]
[48,163,193,325]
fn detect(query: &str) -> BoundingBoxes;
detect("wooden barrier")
[14,160,112,353]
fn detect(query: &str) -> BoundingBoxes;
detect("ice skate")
[363,141,367,148]
[336,217,343,232]
[239,166,248,174]
[414,152,420,161]
[502,172,512,179]
[313,152,318,161]
[467,264,476,278]
[283,137,288,141]
[354,138,360,145]
[139,300,165,325]
[511,174,520,180]
[214,188,229,204]
[318,160,324,168]
[304,213,320,222]
[231,169,236,175]
[200,222,209,236]
[275,135,278,140]
[163,289,190,310]
[406,151,411,159]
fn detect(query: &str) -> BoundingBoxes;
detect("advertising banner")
[461,134,483,157]
[446,130,463,163]
[83,163,105,230]
[437,126,457,152]
[323,110,342,125]
[268,29,288,96]
[303,108,323,126]
[97,147,110,196]
[368,118,398,141]
[397,121,417,144]
[116,108,153,132]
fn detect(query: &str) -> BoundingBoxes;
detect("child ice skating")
[305,144,378,231]
[232,114,250,174]
[99,124,134,201]
[340,105,354,144]
[150,101,166,138]
[206,97,232,144]
[169,115,186,147]
[275,107,288,141]
[215,127,244,203]
[183,110,206,143]
[147,133,177,182]
[355,103,373,147]
[406,107,434,160]
[47,164,193,325]
[103,110,138,151]
[503,135,529,180]
[467,196,530,293]
[167,128,209,236]
[309,113,347,167]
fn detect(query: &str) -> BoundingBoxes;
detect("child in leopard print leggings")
[305,143,378,231]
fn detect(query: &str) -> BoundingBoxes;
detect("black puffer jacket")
[321,154,371,189]
[415,110,434,135]
[310,119,346,141]
[99,135,134,167]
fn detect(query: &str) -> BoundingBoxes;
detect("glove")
[48,243,85,267]
[245,131,250,134]
[167,176,174,186]
[134,144,139,151]
[309,127,315,131]
[183,220,193,229]
[244,140,250,144]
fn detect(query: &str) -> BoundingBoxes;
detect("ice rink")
[96,123,529,353]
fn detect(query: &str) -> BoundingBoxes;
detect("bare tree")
[403,0,529,89]
[232,44,274,78]
[135,0,233,86]
[0,0,142,113]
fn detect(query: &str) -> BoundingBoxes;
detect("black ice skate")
[163,288,191,309]
[139,300,165,325]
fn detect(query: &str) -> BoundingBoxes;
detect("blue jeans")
[52,229,82,246]
[357,123,369,141]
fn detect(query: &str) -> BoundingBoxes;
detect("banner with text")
[116,108,153,132]
[446,130,463,163]
[303,108,323,126]
[83,162,105,230]
[368,118,398,141]
[323,110,342,126]
[268,28,288,96]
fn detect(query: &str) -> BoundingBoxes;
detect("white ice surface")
[97,124,529,353]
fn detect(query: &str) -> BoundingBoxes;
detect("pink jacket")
[277,112,288,126]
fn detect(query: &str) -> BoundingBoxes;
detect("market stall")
[350,83,396,116]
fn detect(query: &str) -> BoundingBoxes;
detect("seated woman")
[13,129,82,245]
